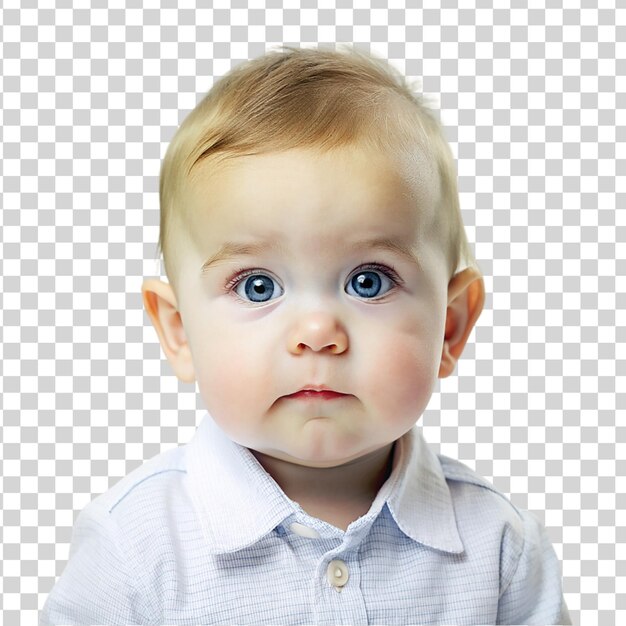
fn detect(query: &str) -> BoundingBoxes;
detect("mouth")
[285,390,348,401]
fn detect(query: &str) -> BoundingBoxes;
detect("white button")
[289,522,321,539]
[326,559,349,592]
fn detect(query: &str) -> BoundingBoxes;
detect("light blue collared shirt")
[41,413,571,625]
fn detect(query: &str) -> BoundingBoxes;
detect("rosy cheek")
[365,333,438,418]
[192,333,243,411]
[193,330,272,423]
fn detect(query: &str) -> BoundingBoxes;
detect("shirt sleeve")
[40,499,154,626]
[497,508,572,625]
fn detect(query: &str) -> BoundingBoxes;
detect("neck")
[250,443,396,527]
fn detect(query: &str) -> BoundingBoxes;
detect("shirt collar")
[186,414,296,554]
[385,421,465,554]
[186,413,464,555]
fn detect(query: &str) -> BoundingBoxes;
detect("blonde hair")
[158,44,478,288]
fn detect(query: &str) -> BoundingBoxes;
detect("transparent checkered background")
[1,2,623,625]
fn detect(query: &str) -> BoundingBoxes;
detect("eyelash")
[222,262,404,299]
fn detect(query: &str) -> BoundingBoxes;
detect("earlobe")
[438,267,485,378]
[141,279,196,384]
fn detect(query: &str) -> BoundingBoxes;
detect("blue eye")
[232,272,283,303]
[226,263,401,304]
[346,265,398,299]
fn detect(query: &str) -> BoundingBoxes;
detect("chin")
[287,446,370,468]
[293,456,351,469]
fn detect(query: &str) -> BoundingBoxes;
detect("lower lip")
[287,391,347,401]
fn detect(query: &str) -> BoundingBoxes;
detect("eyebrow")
[200,237,422,273]
[201,240,286,273]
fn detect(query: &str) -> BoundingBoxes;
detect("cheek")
[377,339,436,407]
[188,321,275,427]
[359,315,443,419]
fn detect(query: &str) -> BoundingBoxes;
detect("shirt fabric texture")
[41,412,572,625]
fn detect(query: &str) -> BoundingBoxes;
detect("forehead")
[184,146,441,253]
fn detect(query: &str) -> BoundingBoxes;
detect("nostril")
[296,342,339,353]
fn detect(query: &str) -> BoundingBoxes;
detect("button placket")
[326,559,349,592]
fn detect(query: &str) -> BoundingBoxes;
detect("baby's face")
[170,146,451,468]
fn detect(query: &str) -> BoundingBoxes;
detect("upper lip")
[291,385,345,394]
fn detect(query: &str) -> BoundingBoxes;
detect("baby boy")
[41,45,571,625]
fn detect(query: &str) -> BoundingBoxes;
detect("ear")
[141,278,196,384]
[438,267,485,378]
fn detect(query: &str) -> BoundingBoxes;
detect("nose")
[287,311,349,355]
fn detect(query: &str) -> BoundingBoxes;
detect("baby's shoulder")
[88,444,188,517]
[436,454,526,529]
[437,454,506,492]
